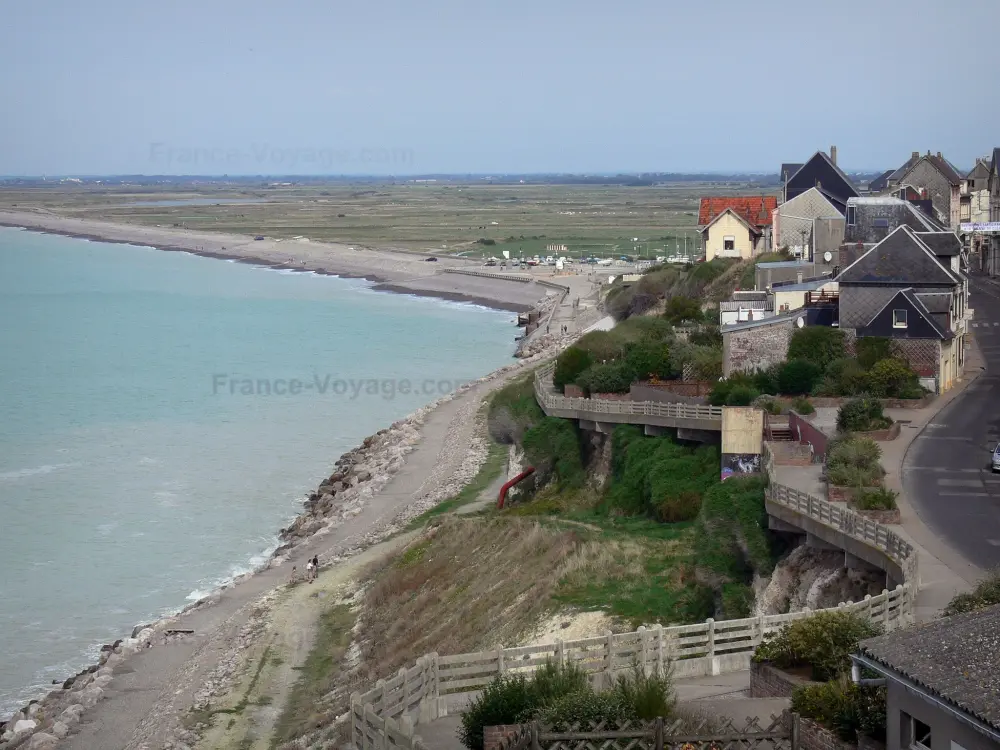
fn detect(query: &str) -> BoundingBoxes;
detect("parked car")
[992,443,1000,472]
[254,235,265,241]
[424,256,438,262]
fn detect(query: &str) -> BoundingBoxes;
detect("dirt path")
[197,535,417,750]
[58,365,536,750]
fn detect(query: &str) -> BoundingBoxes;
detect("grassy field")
[0,181,776,259]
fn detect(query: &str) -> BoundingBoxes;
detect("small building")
[698,196,777,261]
[780,147,860,211]
[771,186,845,257]
[719,290,774,326]
[985,148,1000,276]
[755,259,837,291]
[772,278,838,315]
[893,151,964,228]
[845,196,946,245]
[961,159,992,224]
[868,169,894,194]
[853,604,1000,750]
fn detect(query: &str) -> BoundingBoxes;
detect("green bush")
[536,690,634,730]
[854,486,898,511]
[708,374,756,406]
[837,397,892,433]
[855,337,892,370]
[777,360,823,395]
[554,347,593,391]
[826,436,884,488]
[752,395,783,415]
[655,490,703,523]
[460,661,593,750]
[720,583,755,619]
[792,397,815,415]
[612,664,675,720]
[753,611,881,682]
[663,295,703,325]
[786,327,845,370]
[724,385,759,406]
[574,330,628,362]
[459,674,535,750]
[522,418,585,488]
[624,341,674,382]
[688,324,723,348]
[489,377,545,444]
[816,358,869,397]
[867,358,920,399]
[792,676,887,743]
[752,364,782,396]
[943,571,1000,616]
[578,361,634,395]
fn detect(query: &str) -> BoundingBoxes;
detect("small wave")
[0,462,82,481]
[183,537,280,603]
[138,456,161,465]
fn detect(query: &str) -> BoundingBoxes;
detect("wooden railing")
[533,363,723,424]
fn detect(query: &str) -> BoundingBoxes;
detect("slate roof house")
[771,186,845,257]
[884,151,923,190]
[983,148,1000,277]
[893,151,964,228]
[962,158,992,224]
[845,196,946,246]
[781,147,860,212]
[698,196,777,261]
[853,604,1000,750]
[837,225,968,393]
[868,169,894,194]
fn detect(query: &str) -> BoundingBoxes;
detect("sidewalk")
[775,339,985,622]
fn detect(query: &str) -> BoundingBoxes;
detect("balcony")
[804,290,839,306]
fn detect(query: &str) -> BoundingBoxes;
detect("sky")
[2,0,999,176]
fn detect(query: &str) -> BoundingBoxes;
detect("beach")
[0,215,593,749]
[0,210,565,312]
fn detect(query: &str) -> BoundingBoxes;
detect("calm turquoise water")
[0,227,515,717]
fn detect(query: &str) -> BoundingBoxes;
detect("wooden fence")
[501,715,798,750]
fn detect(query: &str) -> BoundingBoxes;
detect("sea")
[0,226,516,717]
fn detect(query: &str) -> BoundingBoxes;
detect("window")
[901,713,932,750]
[911,718,932,749]
[723,236,736,251]
[893,309,908,328]
[847,205,856,226]
[873,217,890,228]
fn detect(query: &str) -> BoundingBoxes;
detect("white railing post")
[638,626,649,675]
[882,589,891,631]
[706,618,716,658]
[497,645,505,675]
[654,624,664,675]
[555,638,565,667]
[604,630,614,689]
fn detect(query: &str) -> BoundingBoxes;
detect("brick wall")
[828,485,857,503]
[723,317,796,376]
[850,506,901,524]
[798,716,856,750]
[631,380,712,400]
[564,384,584,398]
[857,422,901,442]
[750,661,819,698]
[484,725,524,750]
[592,392,631,401]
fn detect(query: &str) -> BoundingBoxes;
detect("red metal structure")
[497,467,535,509]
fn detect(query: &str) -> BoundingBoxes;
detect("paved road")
[904,273,1000,571]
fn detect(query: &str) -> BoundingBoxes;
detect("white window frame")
[893,309,908,328]
[847,205,856,226]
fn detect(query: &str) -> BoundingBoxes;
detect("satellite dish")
[823,251,833,262]
[796,317,805,328]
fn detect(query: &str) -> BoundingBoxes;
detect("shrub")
[612,663,675,720]
[792,676,887,743]
[554,347,593,391]
[867,358,920,398]
[816,358,869,397]
[726,385,759,406]
[655,490,703,522]
[943,570,1000,616]
[522,418,585,488]
[663,295,703,325]
[489,377,545,444]
[777,359,823,396]
[854,486,898,511]
[826,436,884,488]
[578,361,634,395]
[687,348,723,381]
[753,611,881,682]
[536,690,633,730]
[787,327,845,370]
[526,660,589,708]
[459,674,534,750]
[720,583,755,619]
[708,373,756,406]
[688,324,722,348]
[792,397,815,415]
[837,397,892,433]
[574,330,628,362]
[623,341,674,382]
[855,337,892,370]
[752,395,783,415]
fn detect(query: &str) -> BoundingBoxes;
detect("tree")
[867,358,920,398]
[553,346,593,391]
[777,360,823,395]
[855,337,892,370]
[786,326,845,371]
[663,295,703,325]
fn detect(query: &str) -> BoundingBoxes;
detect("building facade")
[771,187,844,256]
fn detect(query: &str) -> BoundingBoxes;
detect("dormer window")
[846,206,856,226]
[893,309,908,328]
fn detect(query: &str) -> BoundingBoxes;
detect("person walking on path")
[311,555,320,581]
[305,558,315,583]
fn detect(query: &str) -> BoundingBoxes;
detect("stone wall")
[767,440,813,466]
[828,485,858,503]
[850,506,901,524]
[798,716,857,750]
[856,422,901,442]
[592,392,631,401]
[630,381,711,404]
[723,316,796,376]
[750,661,819,698]
[564,384,584,398]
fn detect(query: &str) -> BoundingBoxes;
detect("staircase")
[766,416,793,442]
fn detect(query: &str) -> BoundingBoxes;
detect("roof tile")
[698,196,777,227]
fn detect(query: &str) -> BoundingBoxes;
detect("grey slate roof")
[858,603,1000,732]
[915,292,952,313]
[888,153,922,183]
[915,231,962,257]
[781,163,804,182]
[838,225,958,286]
[868,169,894,193]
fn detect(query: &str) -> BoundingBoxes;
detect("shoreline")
[0,212,547,313]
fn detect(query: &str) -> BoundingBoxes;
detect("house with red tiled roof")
[698,196,777,261]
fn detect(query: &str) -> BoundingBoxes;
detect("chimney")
[936,152,942,159]
[912,151,919,159]
[927,150,932,156]
[796,271,804,284]
[830,145,837,165]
